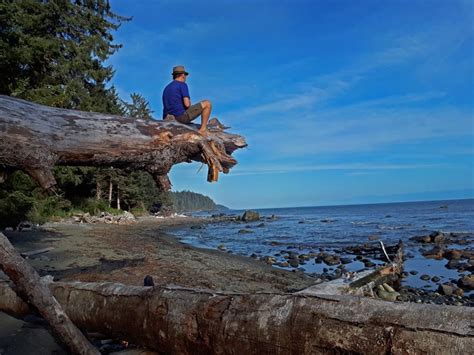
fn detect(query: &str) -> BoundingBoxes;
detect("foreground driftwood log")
[300,241,404,297]
[0,95,246,190]
[1,279,472,354]
[0,233,99,354]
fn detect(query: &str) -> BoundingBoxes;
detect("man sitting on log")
[162,65,211,133]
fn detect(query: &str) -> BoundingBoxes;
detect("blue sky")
[109,0,473,209]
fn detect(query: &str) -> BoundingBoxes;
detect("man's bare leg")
[199,99,212,133]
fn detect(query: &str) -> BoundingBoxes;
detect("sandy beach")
[2,217,314,291]
[0,216,316,354]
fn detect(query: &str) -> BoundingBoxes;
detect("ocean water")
[173,199,474,290]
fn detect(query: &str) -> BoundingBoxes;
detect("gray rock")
[289,259,300,268]
[457,275,474,290]
[438,283,454,296]
[340,257,352,264]
[238,229,253,234]
[444,249,462,260]
[322,255,340,266]
[445,260,461,269]
[382,283,396,293]
[420,274,431,281]
[377,289,399,302]
[242,210,260,222]
[430,231,445,243]
[410,235,432,243]
[431,276,441,282]
[422,247,444,260]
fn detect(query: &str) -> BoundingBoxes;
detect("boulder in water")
[242,210,260,222]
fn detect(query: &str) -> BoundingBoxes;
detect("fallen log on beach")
[0,95,247,190]
[300,241,404,298]
[0,232,99,354]
[1,278,472,354]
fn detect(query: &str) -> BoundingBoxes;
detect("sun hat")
[172,65,189,75]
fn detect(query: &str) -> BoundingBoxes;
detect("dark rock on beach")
[457,275,474,290]
[422,246,444,260]
[322,255,340,266]
[438,283,454,296]
[340,257,352,264]
[430,231,445,243]
[444,249,463,260]
[238,229,253,234]
[242,210,260,222]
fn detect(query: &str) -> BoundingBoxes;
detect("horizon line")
[226,197,474,211]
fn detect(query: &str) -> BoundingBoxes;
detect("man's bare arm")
[183,97,191,108]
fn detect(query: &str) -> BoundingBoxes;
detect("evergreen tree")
[0,0,128,225]
[121,93,154,119]
[0,0,128,112]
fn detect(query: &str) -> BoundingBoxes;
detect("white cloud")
[228,162,442,177]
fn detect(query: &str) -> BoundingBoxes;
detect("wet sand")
[2,217,314,292]
[0,217,314,354]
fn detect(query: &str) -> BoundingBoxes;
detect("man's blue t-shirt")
[162,80,190,118]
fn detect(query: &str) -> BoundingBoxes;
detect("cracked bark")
[0,95,246,191]
[0,278,472,354]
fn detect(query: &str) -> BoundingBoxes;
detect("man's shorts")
[176,103,203,124]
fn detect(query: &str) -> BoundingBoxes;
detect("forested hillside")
[171,191,227,213]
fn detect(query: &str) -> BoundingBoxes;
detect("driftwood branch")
[0,95,247,190]
[0,277,472,354]
[0,233,99,354]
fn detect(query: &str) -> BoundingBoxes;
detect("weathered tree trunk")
[117,187,121,210]
[0,279,472,354]
[95,180,101,200]
[0,233,99,355]
[108,179,113,206]
[0,95,246,190]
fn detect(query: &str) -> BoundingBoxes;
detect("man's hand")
[183,97,191,108]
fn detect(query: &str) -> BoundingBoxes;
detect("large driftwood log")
[1,279,472,354]
[0,95,246,190]
[0,233,99,355]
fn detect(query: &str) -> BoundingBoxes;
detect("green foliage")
[0,0,128,112]
[26,194,72,225]
[0,171,72,227]
[120,93,154,119]
[0,190,34,227]
[79,198,119,215]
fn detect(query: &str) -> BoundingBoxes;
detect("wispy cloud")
[229,162,442,177]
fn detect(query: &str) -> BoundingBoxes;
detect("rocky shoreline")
[1,211,472,354]
[173,210,474,307]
